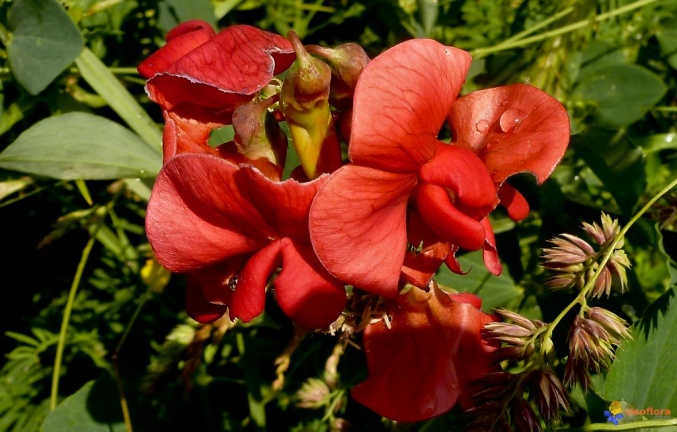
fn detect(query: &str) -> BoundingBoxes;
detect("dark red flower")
[351,287,498,422]
[146,154,346,329]
[309,39,569,297]
[138,21,295,161]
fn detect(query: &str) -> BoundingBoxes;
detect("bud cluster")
[471,310,569,431]
[542,213,631,298]
[564,307,632,391]
[467,368,569,431]
[483,309,544,362]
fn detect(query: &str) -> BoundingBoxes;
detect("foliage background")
[0,0,676,430]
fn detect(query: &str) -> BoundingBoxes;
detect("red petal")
[237,166,327,242]
[401,241,450,288]
[185,274,228,323]
[449,84,570,185]
[309,165,416,297]
[230,240,282,323]
[274,240,346,329]
[481,218,503,276]
[146,155,269,272]
[350,40,471,173]
[418,143,498,218]
[138,20,215,78]
[414,183,486,251]
[144,25,294,111]
[351,286,497,422]
[161,110,225,162]
[498,182,530,221]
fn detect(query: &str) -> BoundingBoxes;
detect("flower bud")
[587,307,632,342]
[280,32,342,179]
[512,399,542,432]
[306,43,370,109]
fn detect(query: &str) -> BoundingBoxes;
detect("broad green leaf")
[7,0,84,95]
[0,112,161,180]
[573,64,667,127]
[571,127,646,216]
[42,377,125,432]
[435,250,523,312]
[604,289,677,421]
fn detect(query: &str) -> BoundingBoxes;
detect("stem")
[112,290,153,432]
[542,176,677,346]
[558,418,677,431]
[500,7,575,45]
[471,0,660,58]
[50,236,96,410]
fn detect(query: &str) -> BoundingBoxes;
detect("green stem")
[471,0,660,58]
[50,236,96,410]
[558,417,677,431]
[112,290,153,432]
[542,176,677,346]
[500,7,575,45]
[107,67,141,75]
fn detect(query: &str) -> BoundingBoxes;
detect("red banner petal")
[349,40,471,173]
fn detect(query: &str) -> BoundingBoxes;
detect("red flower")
[137,21,295,161]
[351,287,498,422]
[146,154,346,329]
[309,39,569,297]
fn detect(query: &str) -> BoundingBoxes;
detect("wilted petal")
[350,40,471,173]
[142,24,295,111]
[146,154,269,272]
[274,239,346,329]
[309,165,416,297]
[449,84,570,185]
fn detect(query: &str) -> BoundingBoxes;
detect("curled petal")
[230,240,282,323]
[497,182,530,221]
[449,84,570,185]
[146,155,269,272]
[414,183,486,251]
[185,273,228,323]
[350,40,471,173]
[274,240,346,329]
[418,143,498,218]
[309,165,416,297]
[481,218,502,276]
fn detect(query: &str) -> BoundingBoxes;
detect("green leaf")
[75,48,163,152]
[158,0,217,33]
[435,250,523,311]
[604,289,677,418]
[42,376,125,432]
[573,64,667,127]
[571,127,646,215]
[0,112,161,180]
[7,0,84,95]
